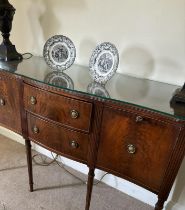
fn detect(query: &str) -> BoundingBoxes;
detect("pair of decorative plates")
[43,35,119,85]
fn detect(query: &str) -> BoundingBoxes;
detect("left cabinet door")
[0,72,22,134]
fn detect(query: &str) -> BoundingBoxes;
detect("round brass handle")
[0,98,5,106]
[30,96,37,105]
[127,144,136,154]
[135,116,143,122]
[32,126,39,134]
[70,140,79,149]
[70,110,79,119]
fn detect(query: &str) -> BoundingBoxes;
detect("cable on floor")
[50,152,86,184]
[32,152,109,186]
[22,53,33,60]
[32,153,59,166]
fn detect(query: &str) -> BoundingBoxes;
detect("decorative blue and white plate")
[44,71,74,90]
[89,42,119,84]
[43,35,76,71]
[87,82,110,98]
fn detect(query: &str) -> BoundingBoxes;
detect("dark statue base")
[170,83,185,117]
[0,43,22,61]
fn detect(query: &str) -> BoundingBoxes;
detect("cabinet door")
[96,107,181,192]
[0,73,21,133]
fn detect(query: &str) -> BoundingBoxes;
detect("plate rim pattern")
[43,35,76,71]
[89,42,119,84]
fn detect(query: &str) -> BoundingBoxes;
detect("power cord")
[50,152,86,184]
[32,152,109,186]
[32,153,58,166]
[22,53,33,60]
[93,172,109,185]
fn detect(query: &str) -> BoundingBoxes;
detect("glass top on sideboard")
[0,56,184,120]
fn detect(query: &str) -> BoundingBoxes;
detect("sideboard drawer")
[27,113,89,163]
[24,84,92,132]
[97,107,181,192]
[0,73,21,133]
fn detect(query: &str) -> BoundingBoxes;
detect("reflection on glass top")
[0,56,184,120]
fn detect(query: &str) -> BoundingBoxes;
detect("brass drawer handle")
[30,96,37,105]
[135,116,143,122]
[0,98,5,106]
[32,126,39,134]
[70,110,79,119]
[70,140,79,149]
[127,144,136,154]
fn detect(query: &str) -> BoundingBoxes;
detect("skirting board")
[0,127,25,145]
[165,201,185,210]
[0,126,183,210]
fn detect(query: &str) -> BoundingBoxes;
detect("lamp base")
[0,43,22,61]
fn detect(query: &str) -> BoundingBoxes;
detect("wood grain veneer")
[96,106,181,193]
[0,70,185,210]
[24,84,92,132]
[0,72,21,133]
[27,113,89,164]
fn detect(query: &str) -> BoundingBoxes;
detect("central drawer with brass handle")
[27,113,89,163]
[24,84,92,132]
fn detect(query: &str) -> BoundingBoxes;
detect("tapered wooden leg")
[155,198,165,210]
[25,139,33,192]
[85,168,95,210]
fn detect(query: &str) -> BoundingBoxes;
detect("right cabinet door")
[96,106,181,192]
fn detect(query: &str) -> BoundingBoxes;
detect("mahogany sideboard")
[0,57,185,210]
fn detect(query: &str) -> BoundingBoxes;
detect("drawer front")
[0,74,21,133]
[27,114,89,163]
[97,107,180,191]
[24,84,92,132]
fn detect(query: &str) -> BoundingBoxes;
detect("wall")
[0,0,185,209]
[6,0,185,86]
